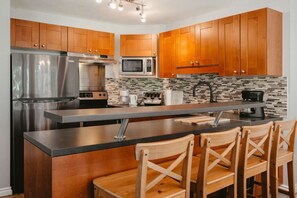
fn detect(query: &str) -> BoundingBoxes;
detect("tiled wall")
[106,74,287,117]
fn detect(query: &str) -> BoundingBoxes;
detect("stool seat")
[277,148,293,166]
[93,160,186,198]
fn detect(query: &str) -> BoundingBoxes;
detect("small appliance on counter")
[240,90,265,118]
[120,90,130,104]
[142,91,164,106]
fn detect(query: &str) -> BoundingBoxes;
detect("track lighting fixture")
[96,0,147,23]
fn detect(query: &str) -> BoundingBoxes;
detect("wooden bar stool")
[238,122,273,198]
[271,120,297,198]
[190,127,241,198]
[93,134,194,198]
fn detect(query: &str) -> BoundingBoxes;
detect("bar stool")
[238,122,273,198]
[271,120,297,198]
[93,134,194,198]
[190,127,241,198]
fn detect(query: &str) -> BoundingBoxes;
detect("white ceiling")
[11,0,289,25]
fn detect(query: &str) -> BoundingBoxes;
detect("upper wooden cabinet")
[219,15,241,76]
[240,8,282,76]
[68,27,114,55]
[175,20,219,74]
[39,23,67,51]
[159,30,177,78]
[11,18,67,51]
[219,8,282,76]
[68,27,89,53]
[120,34,157,57]
[11,19,39,49]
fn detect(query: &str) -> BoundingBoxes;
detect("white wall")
[0,0,12,197]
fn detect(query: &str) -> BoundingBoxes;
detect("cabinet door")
[40,23,67,51]
[11,19,39,49]
[241,9,267,76]
[176,26,195,67]
[96,31,115,56]
[68,27,88,53]
[219,15,240,76]
[195,20,219,66]
[159,30,176,78]
[120,34,157,56]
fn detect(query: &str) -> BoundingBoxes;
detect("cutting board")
[174,116,230,125]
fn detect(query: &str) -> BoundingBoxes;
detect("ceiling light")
[96,0,147,21]
[108,0,117,9]
[118,1,124,11]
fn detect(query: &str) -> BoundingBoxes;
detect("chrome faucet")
[193,81,217,103]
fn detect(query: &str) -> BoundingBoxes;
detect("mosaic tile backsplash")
[106,74,287,117]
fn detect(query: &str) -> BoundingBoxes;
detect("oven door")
[120,58,146,75]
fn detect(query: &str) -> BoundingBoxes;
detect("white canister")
[164,89,173,105]
[129,95,138,106]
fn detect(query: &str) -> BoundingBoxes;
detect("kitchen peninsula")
[24,101,277,198]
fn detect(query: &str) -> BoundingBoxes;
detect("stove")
[78,91,108,109]
[143,91,164,106]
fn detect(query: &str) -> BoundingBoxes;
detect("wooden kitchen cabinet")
[11,19,39,49]
[69,28,115,55]
[240,8,282,76]
[40,23,67,51]
[159,30,177,78]
[219,15,241,76]
[120,34,157,57]
[68,27,88,53]
[11,18,68,51]
[175,20,219,74]
[88,31,115,56]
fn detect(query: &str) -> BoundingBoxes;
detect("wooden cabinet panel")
[219,15,240,76]
[10,19,16,46]
[40,23,67,51]
[240,8,282,76]
[11,19,39,49]
[195,20,219,66]
[176,26,196,67]
[159,30,176,78]
[120,34,157,57]
[68,27,88,53]
[96,31,115,56]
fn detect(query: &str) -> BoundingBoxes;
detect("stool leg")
[238,174,246,198]
[270,163,278,198]
[261,171,269,198]
[287,161,296,198]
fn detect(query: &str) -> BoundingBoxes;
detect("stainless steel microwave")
[120,57,156,76]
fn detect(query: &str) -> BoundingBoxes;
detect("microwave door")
[121,59,145,75]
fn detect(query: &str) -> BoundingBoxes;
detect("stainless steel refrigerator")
[11,52,80,193]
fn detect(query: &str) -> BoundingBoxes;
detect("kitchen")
[0,0,297,197]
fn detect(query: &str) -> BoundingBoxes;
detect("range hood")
[67,52,117,65]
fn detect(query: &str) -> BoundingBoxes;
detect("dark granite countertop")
[24,114,280,157]
[44,101,265,123]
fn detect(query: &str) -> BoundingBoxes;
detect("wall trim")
[278,183,297,194]
[0,187,12,197]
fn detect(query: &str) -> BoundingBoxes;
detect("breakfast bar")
[23,101,281,198]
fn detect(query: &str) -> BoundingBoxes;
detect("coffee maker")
[240,90,265,118]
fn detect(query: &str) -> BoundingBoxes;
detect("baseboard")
[278,183,297,194]
[0,187,12,197]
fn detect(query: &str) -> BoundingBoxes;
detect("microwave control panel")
[146,59,152,72]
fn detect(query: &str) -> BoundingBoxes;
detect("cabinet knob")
[88,49,92,52]
[153,52,156,55]
[233,70,238,74]
[41,44,45,48]
[190,62,194,65]
[172,74,175,76]
[95,50,98,53]
[241,70,246,74]
[195,61,199,65]
[33,43,38,47]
